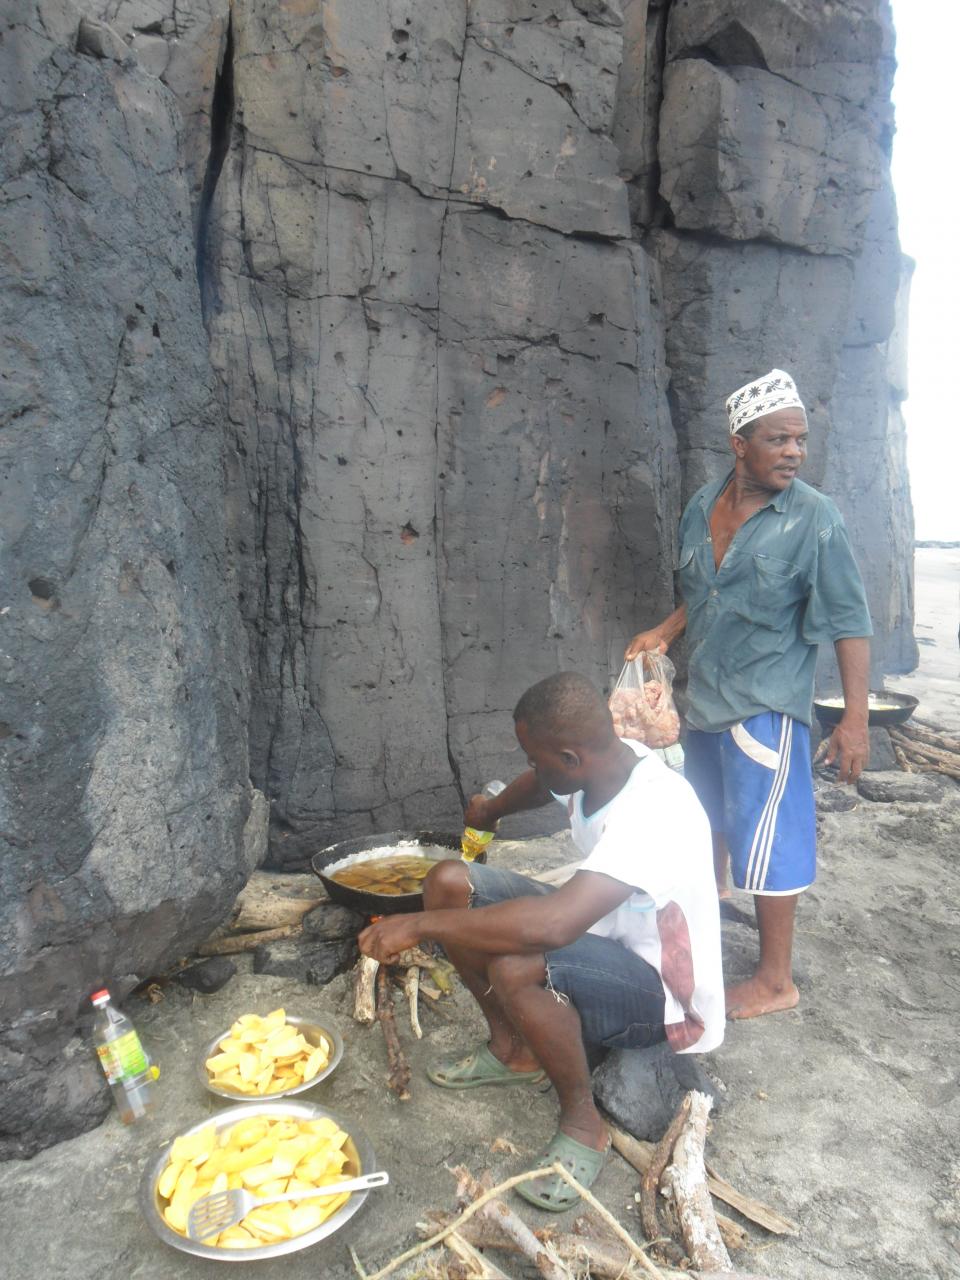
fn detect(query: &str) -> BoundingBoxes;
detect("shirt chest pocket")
[676,543,711,610]
[747,554,806,627]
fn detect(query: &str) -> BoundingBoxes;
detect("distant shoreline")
[915,541,960,549]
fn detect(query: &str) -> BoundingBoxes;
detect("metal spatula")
[186,1169,389,1241]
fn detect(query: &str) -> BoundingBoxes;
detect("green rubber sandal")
[515,1130,610,1212]
[426,1043,546,1090]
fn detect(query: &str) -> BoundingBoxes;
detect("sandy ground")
[886,546,960,732]
[2,556,959,1280]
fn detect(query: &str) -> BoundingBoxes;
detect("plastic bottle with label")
[90,988,157,1124]
[461,779,507,861]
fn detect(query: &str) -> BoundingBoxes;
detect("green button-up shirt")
[678,473,872,732]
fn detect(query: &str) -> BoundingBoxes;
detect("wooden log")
[452,1166,573,1280]
[641,1094,691,1245]
[609,1123,655,1173]
[231,871,327,932]
[353,955,379,1024]
[197,922,301,955]
[715,1212,750,1251]
[376,965,411,1101]
[890,740,914,773]
[661,1092,731,1272]
[888,729,960,770]
[897,721,960,753]
[426,1212,645,1279]
[702,1164,798,1236]
[612,1123,796,1238]
[405,965,422,1039]
[446,1230,514,1279]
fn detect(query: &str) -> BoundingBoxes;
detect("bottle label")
[96,1030,148,1084]
[461,828,495,861]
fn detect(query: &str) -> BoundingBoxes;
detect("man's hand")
[358,913,424,963]
[463,794,498,830]
[823,716,869,783]
[624,629,668,661]
[624,605,687,662]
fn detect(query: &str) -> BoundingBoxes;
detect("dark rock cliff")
[2,0,912,1153]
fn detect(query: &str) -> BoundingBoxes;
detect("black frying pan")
[311,830,468,915]
[814,690,918,729]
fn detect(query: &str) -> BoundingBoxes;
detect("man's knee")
[422,858,471,909]
[487,951,546,999]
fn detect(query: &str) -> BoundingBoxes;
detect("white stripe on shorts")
[743,715,792,892]
[731,722,779,770]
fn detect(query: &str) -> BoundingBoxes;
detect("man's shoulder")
[786,478,844,525]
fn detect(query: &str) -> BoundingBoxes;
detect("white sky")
[890,1,960,540]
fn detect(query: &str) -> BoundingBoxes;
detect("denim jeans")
[465,862,666,1050]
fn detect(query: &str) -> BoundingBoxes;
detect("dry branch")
[453,1165,572,1280]
[427,1211,652,1279]
[376,965,410,1100]
[661,1092,731,1272]
[641,1094,692,1245]
[364,1163,667,1280]
[405,965,422,1039]
[230,872,326,931]
[353,955,379,1024]
[703,1164,798,1236]
[610,1123,796,1239]
[890,740,914,773]
[446,1230,514,1279]
[897,721,960,753]
[197,922,301,955]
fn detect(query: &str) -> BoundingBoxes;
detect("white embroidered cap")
[725,368,805,435]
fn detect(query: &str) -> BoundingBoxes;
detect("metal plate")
[139,1100,378,1262]
[198,1015,344,1101]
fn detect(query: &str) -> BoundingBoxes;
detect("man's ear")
[730,432,747,458]
[560,748,581,769]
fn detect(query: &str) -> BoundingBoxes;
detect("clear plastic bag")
[609,652,681,748]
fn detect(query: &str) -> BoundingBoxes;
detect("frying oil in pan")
[327,846,454,896]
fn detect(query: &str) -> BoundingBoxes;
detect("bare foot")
[725,975,799,1019]
[717,884,733,901]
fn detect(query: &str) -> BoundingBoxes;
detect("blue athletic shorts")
[683,712,815,895]
[465,862,666,1051]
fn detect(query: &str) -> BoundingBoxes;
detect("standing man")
[626,369,871,1020]
[359,672,723,1212]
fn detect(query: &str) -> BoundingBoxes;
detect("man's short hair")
[513,672,612,748]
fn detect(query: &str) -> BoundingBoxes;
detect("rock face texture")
[3,0,912,1153]
[0,1,263,1157]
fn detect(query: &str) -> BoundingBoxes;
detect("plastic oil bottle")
[461,779,507,861]
[90,988,157,1124]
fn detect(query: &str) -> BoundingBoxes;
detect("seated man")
[359,672,723,1211]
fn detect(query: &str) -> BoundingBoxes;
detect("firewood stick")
[446,1230,514,1279]
[661,1092,731,1272]
[609,1123,655,1173]
[611,1122,794,1237]
[425,1211,653,1278]
[353,955,379,1024]
[715,1211,750,1251]
[376,966,411,1100]
[405,965,422,1039]
[197,923,301,955]
[452,1165,573,1280]
[702,1163,798,1236]
[896,721,960,753]
[365,1162,667,1280]
[888,729,960,768]
[642,1094,692,1244]
[890,740,914,773]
